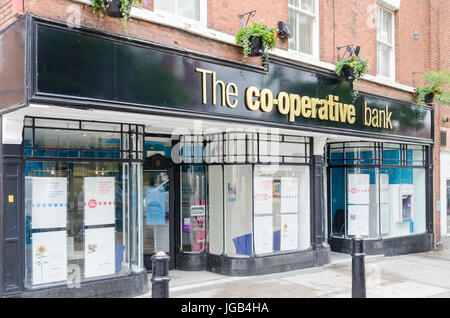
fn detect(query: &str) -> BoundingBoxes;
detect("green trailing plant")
[413,70,450,105]
[235,21,279,60]
[92,0,144,30]
[335,55,369,100]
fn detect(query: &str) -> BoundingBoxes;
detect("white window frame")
[153,0,207,28]
[376,4,396,81]
[287,0,320,59]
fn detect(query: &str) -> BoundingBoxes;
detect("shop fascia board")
[69,0,414,94]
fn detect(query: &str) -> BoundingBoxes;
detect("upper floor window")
[154,0,202,22]
[288,0,318,57]
[377,5,395,79]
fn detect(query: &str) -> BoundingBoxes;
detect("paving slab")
[140,237,450,298]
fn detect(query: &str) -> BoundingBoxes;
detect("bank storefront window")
[328,142,428,239]
[23,117,144,288]
[254,165,310,254]
[180,132,311,257]
[181,165,207,252]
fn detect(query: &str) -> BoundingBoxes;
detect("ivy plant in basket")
[335,55,369,100]
[92,0,144,30]
[413,70,450,105]
[235,21,279,60]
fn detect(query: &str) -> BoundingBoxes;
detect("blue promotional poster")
[145,185,166,226]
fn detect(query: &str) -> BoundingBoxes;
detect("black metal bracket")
[336,44,359,61]
[238,10,257,26]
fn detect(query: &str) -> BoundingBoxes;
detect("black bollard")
[151,251,171,298]
[351,236,366,298]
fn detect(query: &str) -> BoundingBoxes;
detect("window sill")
[271,48,335,71]
[363,74,414,93]
[71,0,236,45]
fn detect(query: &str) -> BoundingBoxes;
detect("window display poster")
[32,231,67,285]
[31,177,67,229]
[348,174,370,205]
[380,174,389,204]
[84,227,115,278]
[145,185,165,225]
[84,177,115,226]
[281,177,299,213]
[254,216,273,254]
[281,214,298,251]
[254,177,273,214]
[347,205,370,236]
[227,182,237,203]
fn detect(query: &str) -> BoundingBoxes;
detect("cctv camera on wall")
[277,21,293,39]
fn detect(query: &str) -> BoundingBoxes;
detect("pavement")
[139,236,450,298]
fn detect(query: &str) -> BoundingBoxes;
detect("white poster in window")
[84,227,115,278]
[281,214,298,251]
[380,174,390,204]
[281,177,299,213]
[254,177,273,214]
[347,205,369,236]
[348,174,370,205]
[32,231,67,285]
[30,177,67,229]
[84,177,115,226]
[254,216,273,254]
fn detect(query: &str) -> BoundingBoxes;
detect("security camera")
[277,21,293,39]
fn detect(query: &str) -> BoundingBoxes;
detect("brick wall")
[0,0,17,30]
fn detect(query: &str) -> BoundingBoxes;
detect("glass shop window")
[253,165,310,254]
[331,167,381,239]
[379,168,426,238]
[345,167,380,239]
[224,165,253,257]
[180,135,203,164]
[181,165,207,252]
[23,119,143,288]
[24,161,140,287]
[208,165,224,255]
[328,142,428,240]
[144,137,172,159]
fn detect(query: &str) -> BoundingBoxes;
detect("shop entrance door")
[143,154,175,270]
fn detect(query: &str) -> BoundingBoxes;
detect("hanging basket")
[104,0,128,18]
[424,93,434,104]
[342,65,355,81]
[249,36,265,57]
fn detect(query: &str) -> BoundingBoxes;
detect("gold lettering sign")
[364,102,393,129]
[195,68,393,129]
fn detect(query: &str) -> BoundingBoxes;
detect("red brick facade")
[1,0,449,245]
